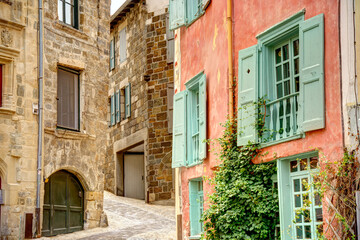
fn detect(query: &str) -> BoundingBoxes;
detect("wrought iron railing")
[262,92,299,143]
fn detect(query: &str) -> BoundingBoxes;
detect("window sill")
[0,107,16,115]
[186,161,203,168]
[44,127,96,140]
[53,21,89,41]
[189,235,201,240]
[260,133,304,148]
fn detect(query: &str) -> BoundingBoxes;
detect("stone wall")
[42,0,109,229]
[0,1,39,239]
[106,0,174,202]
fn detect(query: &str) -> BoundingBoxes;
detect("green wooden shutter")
[169,0,186,30]
[172,90,187,168]
[237,45,258,146]
[189,181,201,236]
[198,74,207,160]
[110,95,115,126]
[115,90,120,123]
[277,159,292,240]
[125,84,131,118]
[299,14,324,132]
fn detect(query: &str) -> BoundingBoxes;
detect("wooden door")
[42,170,84,236]
[124,153,145,200]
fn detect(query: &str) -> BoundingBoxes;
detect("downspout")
[36,0,43,236]
[227,0,234,123]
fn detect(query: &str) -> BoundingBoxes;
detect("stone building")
[106,0,174,203]
[0,0,109,239]
[0,0,39,239]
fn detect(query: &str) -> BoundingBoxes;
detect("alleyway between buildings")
[41,191,176,240]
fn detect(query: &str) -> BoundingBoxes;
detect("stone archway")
[42,170,84,237]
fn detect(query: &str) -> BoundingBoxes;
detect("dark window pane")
[304,209,311,222]
[295,76,300,92]
[315,193,321,206]
[294,58,299,75]
[293,39,299,56]
[305,225,312,239]
[277,83,283,98]
[295,212,302,223]
[300,159,308,171]
[316,208,323,222]
[275,48,282,64]
[290,161,298,172]
[294,179,300,192]
[283,62,290,79]
[294,194,301,207]
[276,66,282,81]
[303,194,309,207]
[302,178,309,191]
[317,224,323,236]
[282,44,289,60]
[296,226,303,238]
[284,80,291,96]
[310,157,319,169]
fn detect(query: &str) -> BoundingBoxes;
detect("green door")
[42,170,84,236]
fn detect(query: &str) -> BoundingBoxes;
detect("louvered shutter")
[111,94,115,126]
[237,45,258,146]
[115,90,120,123]
[172,90,187,168]
[169,0,185,30]
[198,74,207,160]
[299,14,325,132]
[166,15,175,63]
[189,181,201,236]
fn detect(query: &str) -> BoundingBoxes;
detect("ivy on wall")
[201,119,279,240]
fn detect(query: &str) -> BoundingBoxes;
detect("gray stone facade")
[42,0,110,230]
[106,0,174,202]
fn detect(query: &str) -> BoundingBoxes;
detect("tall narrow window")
[125,83,131,118]
[57,68,79,130]
[119,28,127,63]
[110,38,115,70]
[0,65,2,107]
[58,0,79,29]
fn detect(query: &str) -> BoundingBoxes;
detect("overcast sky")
[111,0,127,15]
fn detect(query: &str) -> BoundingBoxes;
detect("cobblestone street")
[41,191,176,240]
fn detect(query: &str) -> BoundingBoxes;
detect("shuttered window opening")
[237,13,325,147]
[58,0,79,29]
[166,15,175,63]
[57,68,79,131]
[110,94,115,126]
[167,83,174,133]
[189,179,204,237]
[119,28,127,63]
[172,72,207,168]
[125,83,131,118]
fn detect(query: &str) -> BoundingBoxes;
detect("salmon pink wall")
[179,0,343,238]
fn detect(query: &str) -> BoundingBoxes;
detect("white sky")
[111,0,127,15]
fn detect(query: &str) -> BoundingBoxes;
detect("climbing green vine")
[200,118,279,240]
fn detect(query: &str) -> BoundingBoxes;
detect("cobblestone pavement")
[41,191,176,240]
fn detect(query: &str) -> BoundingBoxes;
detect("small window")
[57,68,79,131]
[125,84,131,118]
[58,0,79,29]
[119,28,127,63]
[189,179,204,237]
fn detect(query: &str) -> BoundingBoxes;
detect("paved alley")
[41,191,176,240]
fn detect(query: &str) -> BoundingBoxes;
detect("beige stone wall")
[106,0,174,202]
[0,1,39,239]
[42,0,109,230]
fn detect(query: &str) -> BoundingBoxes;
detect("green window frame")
[125,83,131,118]
[189,179,204,238]
[172,72,207,168]
[237,11,325,147]
[169,0,210,30]
[58,0,79,29]
[277,152,323,240]
[110,94,115,126]
[115,90,120,123]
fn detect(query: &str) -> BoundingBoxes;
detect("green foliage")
[201,119,279,240]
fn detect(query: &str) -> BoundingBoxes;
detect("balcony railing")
[261,92,299,143]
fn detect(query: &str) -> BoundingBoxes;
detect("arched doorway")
[42,170,84,237]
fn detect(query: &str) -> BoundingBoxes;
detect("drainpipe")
[36,0,43,237]
[227,0,234,123]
